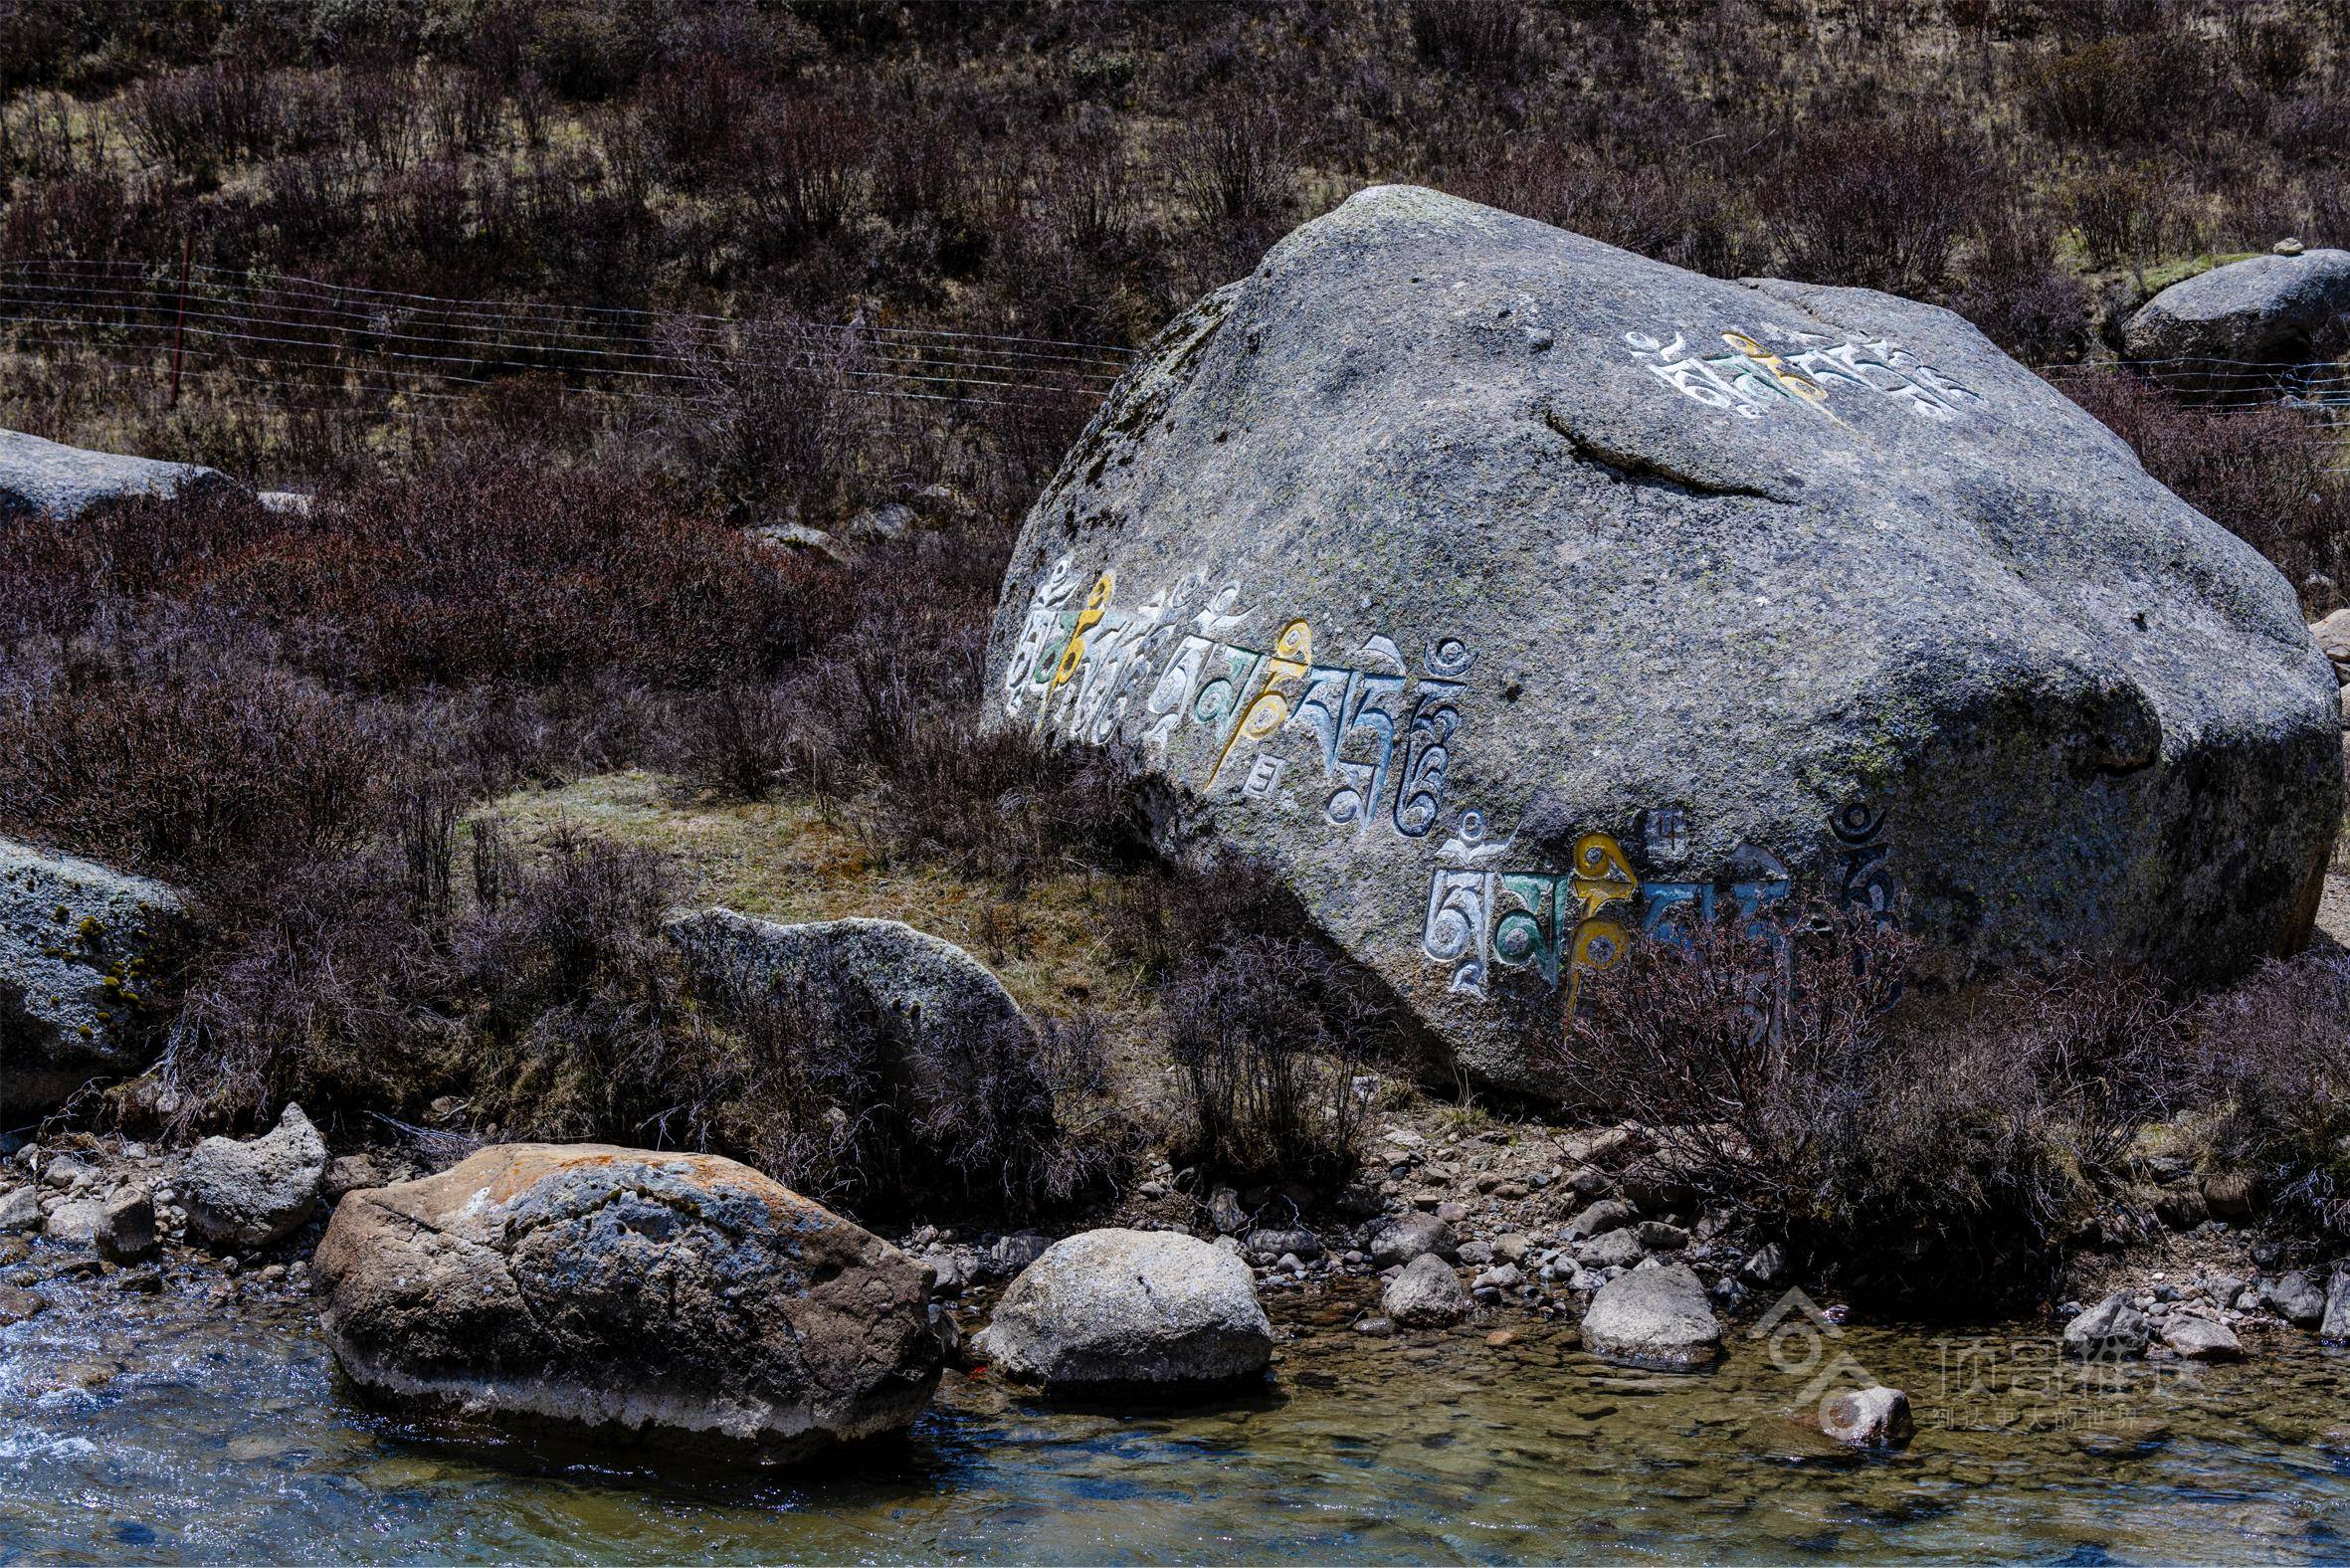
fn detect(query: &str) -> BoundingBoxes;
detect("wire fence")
[2037,354,2350,474]
[1,254,2344,475]
[0,256,1142,426]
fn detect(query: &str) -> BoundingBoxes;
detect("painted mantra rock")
[982,184,2342,1094]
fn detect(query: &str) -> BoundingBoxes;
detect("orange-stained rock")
[313,1143,943,1458]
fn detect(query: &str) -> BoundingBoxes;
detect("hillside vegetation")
[5,0,2349,1303]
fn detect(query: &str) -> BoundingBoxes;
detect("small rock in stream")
[1819,1385,1914,1450]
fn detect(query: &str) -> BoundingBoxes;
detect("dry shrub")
[0,629,384,898]
[1767,120,1998,297]
[1119,861,1392,1191]
[770,520,1148,883]
[3,456,847,690]
[1949,213,2092,362]
[666,314,881,521]
[2056,162,2182,268]
[120,60,292,175]
[742,94,870,242]
[1556,899,2183,1307]
[2192,953,2350,1232]
[2063,372,2348,610]
[1408,0,1535,78]
[2025,34,2220,147]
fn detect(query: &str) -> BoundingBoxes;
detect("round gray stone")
[972,1228,1273,1390]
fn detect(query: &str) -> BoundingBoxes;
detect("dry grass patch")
[487,767,1169,1077]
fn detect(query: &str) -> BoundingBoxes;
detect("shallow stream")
[8,1258,2350,1562]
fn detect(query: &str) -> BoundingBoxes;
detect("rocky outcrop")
[983,184,2339,1093]
[314,1143,942,1455]
[181,1103,327,1252]
[0,836,185,1118]
[0,428,246,520]
[2124,250,2350,365]
[1580,1263,1721,1369]
[663,910,1055,1194]
[972,1228,1273,1391]
[1383,1253,1470,1327]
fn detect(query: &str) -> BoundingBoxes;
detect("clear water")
[8,1254,2350,1563]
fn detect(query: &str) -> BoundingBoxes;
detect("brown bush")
[1116,860,1398,1191]
[120,61,293,176]
[2191,953,2350,1232]
[1767,120,2001,298]
[1408,0,1535,79]
[0,632,385,898]
[1554,899,2185,1307]
[2025,34,2220,147]
[2,456,848,689]
[2062,372,2348,610]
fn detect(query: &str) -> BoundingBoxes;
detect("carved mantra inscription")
[1004,554,1898,1030]
[1626,323,1987,424]
[1004,557,1470,843]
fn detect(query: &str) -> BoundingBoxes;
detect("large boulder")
[0,427,246,520]
[314,1143,942,1455]
[181,1102,328,1252]
[2123,250,2350,366]
[0,836,186,1118]
[1580,1262,1721,1370]
[971,1227,1273,1391]
[663,910,1054,1199]
[982,185,2339,1093]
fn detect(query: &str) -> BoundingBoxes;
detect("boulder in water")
[1580,1262,1721,1369]
[2158,1315,2244,1362]
[1820,1384,1913,1448]
[971,1227,1273,1391]
[314,1143,943,1455]
[1383,1253,1471,1327]
[2062,1293,2151,1359]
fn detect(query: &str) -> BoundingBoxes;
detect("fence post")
[168,234,190,409]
